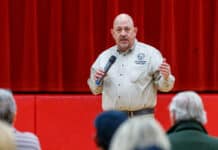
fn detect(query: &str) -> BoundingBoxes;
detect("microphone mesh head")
[109,55,116,64]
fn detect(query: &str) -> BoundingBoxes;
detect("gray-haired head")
[0,89,17,124]
[169,91,207,125]
[110,117,170,150]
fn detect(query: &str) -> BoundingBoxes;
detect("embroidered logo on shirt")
[135,53,146,64]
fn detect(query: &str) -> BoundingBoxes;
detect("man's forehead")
[113,21,134,30]
[113,14,134,27]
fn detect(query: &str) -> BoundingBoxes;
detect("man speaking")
[88,13,175,118]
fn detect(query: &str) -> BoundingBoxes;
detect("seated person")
[110,116,170,150]
[0,89,41,150]
[167,91,218,150]
[94,110,128,150]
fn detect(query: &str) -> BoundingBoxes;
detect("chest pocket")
[128,63,150,83]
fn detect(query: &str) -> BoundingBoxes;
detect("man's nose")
[120,29,127,36]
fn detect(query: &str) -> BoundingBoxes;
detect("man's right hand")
[94,69,105,81]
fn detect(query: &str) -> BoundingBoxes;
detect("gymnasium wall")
[14,94,218,150]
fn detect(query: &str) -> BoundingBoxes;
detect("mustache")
[119,38,128,41]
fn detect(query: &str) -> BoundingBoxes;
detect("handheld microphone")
[95,55,117,85]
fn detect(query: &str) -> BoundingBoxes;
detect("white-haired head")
[169,91,207,125]
[110,117,170,150]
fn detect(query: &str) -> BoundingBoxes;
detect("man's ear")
[134,27,138,36]
[111,29,115,39]
[134,27,138,33]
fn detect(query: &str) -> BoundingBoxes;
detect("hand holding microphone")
[95,55,116,86]
[94,69,105,82]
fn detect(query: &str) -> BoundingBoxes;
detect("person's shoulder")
[101,45,117,54]
[16,130,38,139]
[199,135,218,149]
[15,129,40,144]
[137,41,160,52]
[137,41,156,49]
[15,129,41,149]
[136,41,162,57]
[206,135,218,144]
[97,45,117,59]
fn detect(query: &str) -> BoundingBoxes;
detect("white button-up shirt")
[88,40,175,111]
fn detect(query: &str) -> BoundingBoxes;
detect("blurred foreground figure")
[0,120,16,150]
[0,89,41,150]
[94,110,128,150]
[110,116,170,150]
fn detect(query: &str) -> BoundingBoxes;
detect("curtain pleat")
[213,0,218,90]
[46,0,63,91]
[21,0,39,90]
[0,0,10,87]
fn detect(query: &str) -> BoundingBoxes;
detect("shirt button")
[122,64,124,67]
[120,74,123,76]
[118,84,120,86]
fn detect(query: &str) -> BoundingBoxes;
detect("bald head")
[111,14,137,52]
[113,13,134,28]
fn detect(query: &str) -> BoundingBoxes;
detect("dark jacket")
[167,120,218,150]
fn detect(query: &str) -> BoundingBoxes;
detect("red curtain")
[0,0,217,92]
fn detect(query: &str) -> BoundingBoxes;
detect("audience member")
[167,91,218,150]
[94,110,128,150]
[110,116,170,150]
[0,88,41,150]
[0,120,16,150]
